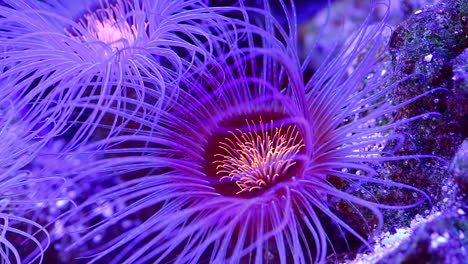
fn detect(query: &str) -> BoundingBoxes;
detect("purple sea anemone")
[0,103,72,264]
[0,0,236,150]
[0,172,54,264]
[0,137,68,264]
[53,1,441,263]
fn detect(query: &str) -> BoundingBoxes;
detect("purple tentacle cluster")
[0,0,437,263]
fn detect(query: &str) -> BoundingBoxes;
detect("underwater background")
[0,0,466,263]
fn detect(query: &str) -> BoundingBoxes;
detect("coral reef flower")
[54,0,437,263]
[0,0,236,149]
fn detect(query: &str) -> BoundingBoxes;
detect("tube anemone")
[56,0,437,263]
[0,163,68,264]
[0,174,50,264]
[0,0,238,149]
[0,107,69,263]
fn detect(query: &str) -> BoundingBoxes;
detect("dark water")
[208,0,333,24]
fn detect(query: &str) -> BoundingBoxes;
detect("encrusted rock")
[380,0,467,223]
[450,140,468,198]
[376,209,468,264]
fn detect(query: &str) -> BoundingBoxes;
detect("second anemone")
[0,0,236,150]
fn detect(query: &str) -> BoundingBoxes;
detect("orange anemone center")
[203,114,305,197]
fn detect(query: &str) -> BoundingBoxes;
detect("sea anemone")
[0,0,236,150]
[53,0,442,263]
[0,102,70,264]
[0,172,55,264]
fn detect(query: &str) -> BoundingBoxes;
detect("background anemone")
[0,148,69,264]
[0,102,71,264]
[0,172,59,264]
[0,0,239,151]
[48,1,444,263]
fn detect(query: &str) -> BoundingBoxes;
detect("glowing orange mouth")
[215,119,304,194]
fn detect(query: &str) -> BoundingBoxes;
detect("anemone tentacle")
[37,0,438,263]
[0,166,68,264]
[0,0,246,152]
